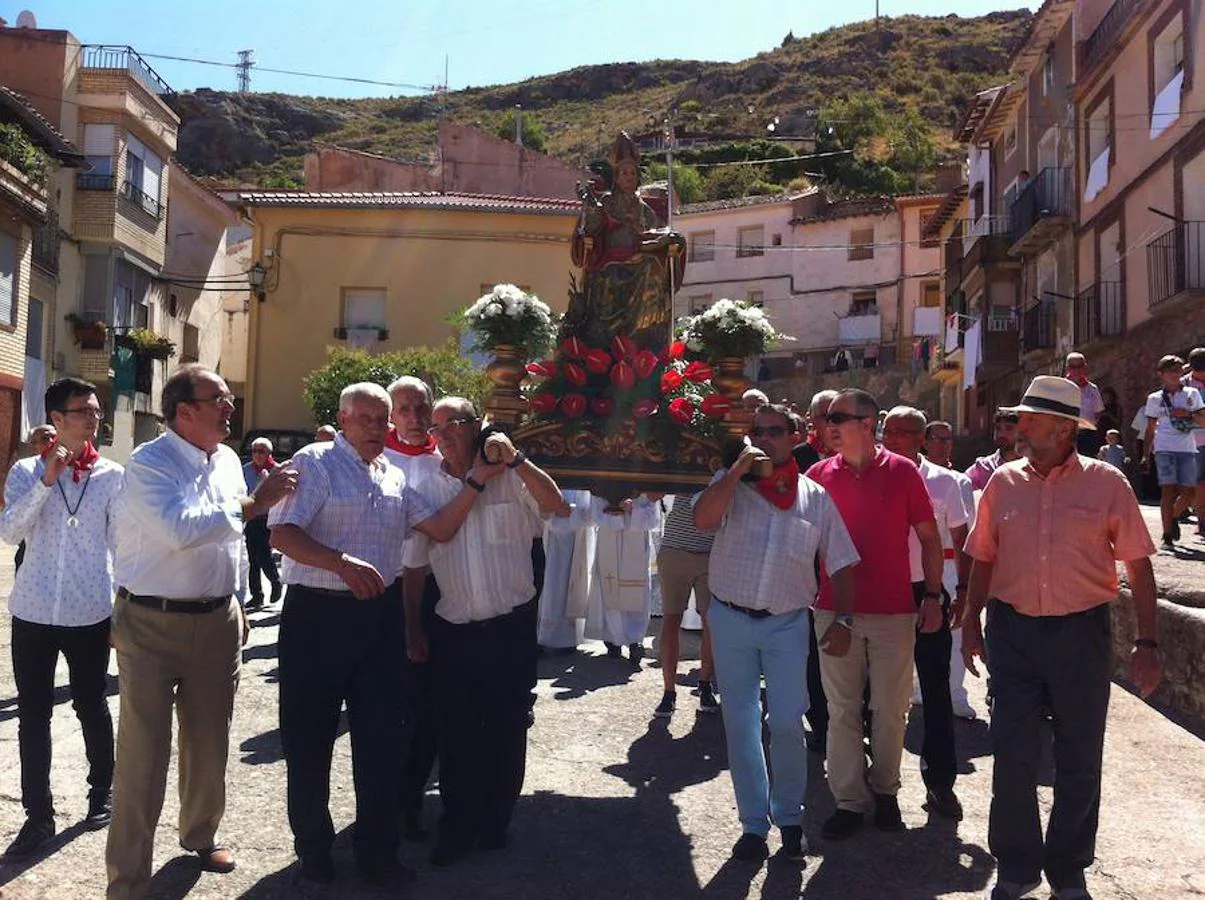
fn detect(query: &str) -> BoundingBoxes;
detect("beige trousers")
[105,595,241,900]
[813,610,916,813]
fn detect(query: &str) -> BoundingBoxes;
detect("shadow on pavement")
[0,672,118,724]
[145,854,203,899]
[0,821,94,888]
[541,651,640,701]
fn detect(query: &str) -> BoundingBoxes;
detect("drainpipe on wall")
[897,208,907,365]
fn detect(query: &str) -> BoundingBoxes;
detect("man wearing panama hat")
[961,375,1161,900]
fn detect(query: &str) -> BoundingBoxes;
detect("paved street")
[1,526,1203,900]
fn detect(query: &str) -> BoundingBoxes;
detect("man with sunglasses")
[107,365,298,899]
[806,389,944,840]
[0,379,121,861]
[694,403,859,863]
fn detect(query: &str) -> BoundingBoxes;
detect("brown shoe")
[194,845,236,873]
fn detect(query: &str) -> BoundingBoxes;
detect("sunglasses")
[749,425,791,438]
[826,412,870,425]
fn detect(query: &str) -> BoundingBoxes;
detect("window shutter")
[83,124,115,156]
[0,233,16,325]
[143,153,162,202]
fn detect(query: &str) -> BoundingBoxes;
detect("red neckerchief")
[387,428,438,456]
[42,440,100,483]
[755,457,800,510]
[252,455,277,474]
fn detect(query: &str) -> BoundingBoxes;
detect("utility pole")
[665,116,676,344]
[515,104,523,148]
[236,50,254,93]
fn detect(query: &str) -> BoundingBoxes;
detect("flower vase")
[711,355,754,442]
[485,343,528,427]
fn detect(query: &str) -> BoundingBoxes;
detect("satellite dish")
[16,10,37,28]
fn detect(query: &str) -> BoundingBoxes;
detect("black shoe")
[298,853,336,884]
[1172,521,1183,540]
[698,681,719,714]
[402,809,427,842]
[1162,534,1176,549]
[777,825,807,861]
[269,583,282,604]
[245,596,264,611]
[83,793,112,830]
[805,730,827,755]
[628,642,645,663]
[924,787,964,821]
[604,642,622,659]
[430,840,472,867]
[3,817,55,861]
[653,692,676,719]
[821,809,863,841]
[359,857,414,887]
[730,832,769,862]
[873,793,905,831]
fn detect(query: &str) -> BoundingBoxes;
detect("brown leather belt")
[117,587,229,614]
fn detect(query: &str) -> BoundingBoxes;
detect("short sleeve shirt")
[908,457,971,587]
[1144,386,1203,454]
[807,447,936,615]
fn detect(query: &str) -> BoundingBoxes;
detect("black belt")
[117,587,229,614]
[714,595,772,620]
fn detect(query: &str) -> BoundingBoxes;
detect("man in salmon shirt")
[806,388,945,841]
[962,375,1160,900]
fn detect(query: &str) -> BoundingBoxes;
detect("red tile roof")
[236,190,578,215]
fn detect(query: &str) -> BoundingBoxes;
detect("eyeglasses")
[189,392,236,407]
[61,407,104,419]
[826,412,870,425]
[426,416,479,435]
[749,425,791,438]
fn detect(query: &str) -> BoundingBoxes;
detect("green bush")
[0,123,50,186]
[302,341,491,427]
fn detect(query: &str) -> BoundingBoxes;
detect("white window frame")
[689,231,715,262]
[736,225,765,258]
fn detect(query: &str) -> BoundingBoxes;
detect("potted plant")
[115,327,176,360]
[65,313,108,350]
[676,299,790,404]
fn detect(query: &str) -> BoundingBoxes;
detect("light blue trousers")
[707,598,810,836]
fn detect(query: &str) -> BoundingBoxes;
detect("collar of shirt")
[1019,448,1081,483]
[163,427,215,470]
[334,433,387,473]
[833,444,889,473]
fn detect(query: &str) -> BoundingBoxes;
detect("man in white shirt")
[1066,352,1105,458]
[1143,354,1205,548]
[107,365,296,900]
[0,379,122,861]
[693,403,859,863]
[403,397,568,868]
[881,406,971,820]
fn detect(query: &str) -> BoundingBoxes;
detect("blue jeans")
[707,599,810,836]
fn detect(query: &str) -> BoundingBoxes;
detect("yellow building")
[236,192,578,431]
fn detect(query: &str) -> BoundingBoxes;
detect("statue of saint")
[568,132,686,348]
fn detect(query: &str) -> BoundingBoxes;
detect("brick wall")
[0,387,21,494]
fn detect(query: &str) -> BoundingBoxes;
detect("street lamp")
[248,262,268,302]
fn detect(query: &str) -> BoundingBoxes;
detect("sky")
[7,1,1041,98]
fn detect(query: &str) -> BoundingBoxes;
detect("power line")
[135,50,439,92]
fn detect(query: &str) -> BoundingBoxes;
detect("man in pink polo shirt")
[962,375,1160,900]
[806,388,945,841]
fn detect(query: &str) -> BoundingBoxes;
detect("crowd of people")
[0,347,1183,899]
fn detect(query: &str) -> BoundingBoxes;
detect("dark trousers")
[278,583,408,867]
[400,573,441,818]
[430,598,537,849]
[11,616,114,821]
[244,518,279,602]
[986,600,1111,891]
[912,582,957,791]
[804,608,828,738]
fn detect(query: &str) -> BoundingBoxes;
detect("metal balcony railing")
[1010,168,1074,248]
[944,231,963,291]
[1074,282,1124,345]
[81,45,174,98]
[1082,0,1141,76]
[1147,221,1205,309]
[1022,301,1057,351]
[76,172,115,191]
[31,210,59,274]
[121,180,161,219]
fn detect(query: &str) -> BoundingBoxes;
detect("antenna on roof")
[16,10,38,28]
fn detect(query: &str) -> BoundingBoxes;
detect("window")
[848,227,874,261]
[970,183,985,222]
[689,231,715,262]
[1085,86,1113,201]
[1043,53,1056,95]
[25,297,43,358]
[0,232,16,326]
[919,206,940,248]
[850,291,877,316]
[122,133,163,217]
[746,290,764,307]
[771,233,782,247]
[688,294,712,314]
[920,282,941,308]
[343,288,386,329]
[181,324,199,363]
[736,225,764,258]
[80,124,114,190]
[1151,14,1186,139]
[1004,128,1017,158]
[114,261,150,330]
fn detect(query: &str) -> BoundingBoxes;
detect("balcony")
[1148,221,1205,311]
[31,209,59,274]
[838,313,881,344]
[963,217,1014,272]
[76,172,115,192]
[1022,301,1057,352]
[944,231,963,296]
[120,179,161,219]
[1081,0,1140,78]
[980,315,1019,374]
[1074,282,1125,345]
[81,45,175,99]
[1009,168,1074,257]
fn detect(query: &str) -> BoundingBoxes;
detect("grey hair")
[386,376,433,404]
[250,436,274,451]
[925,420,952,438]
[433,396,477,419]
[886,405,927,429]
[809,389,838,414]
[742,388,770,404]
[338,382,391,414]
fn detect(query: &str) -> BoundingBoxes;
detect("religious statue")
[567,132,687,348]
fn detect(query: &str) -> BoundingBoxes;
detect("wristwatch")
[465,475,486,493]
[507,451,527,469]
[835,613,854,630]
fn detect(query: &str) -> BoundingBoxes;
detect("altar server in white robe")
[584,493,661,662]
[537,489,593,652]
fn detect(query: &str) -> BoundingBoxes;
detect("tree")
[495,111,548,153]
[641,161,705,205]
[887,107,938,192]
[302,342,491,427]
[703,163,771,201]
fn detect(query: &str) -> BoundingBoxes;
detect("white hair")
[809,389,838,414]
[886,405,927,429]
[742,388,769,403]
[386,376,433,404]
[250,437,274,451]
[433,395,476,419]
[338,382,391,414]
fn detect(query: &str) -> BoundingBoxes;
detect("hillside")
[172,10,1033,190]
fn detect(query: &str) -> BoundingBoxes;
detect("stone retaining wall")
[1111,590,1205,730]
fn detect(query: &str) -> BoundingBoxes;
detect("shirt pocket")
[1064,505,1110,554]
[769,515,820,566]
[484,501,523,545]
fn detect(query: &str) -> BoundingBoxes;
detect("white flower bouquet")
[459,283,558,360]
[676,299,791,359]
